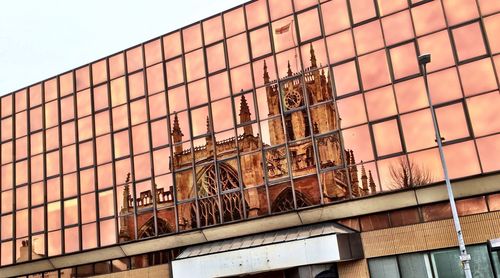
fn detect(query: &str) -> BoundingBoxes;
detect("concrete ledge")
[1,174,498,277]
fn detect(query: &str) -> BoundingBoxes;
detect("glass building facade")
[0,0,499,268]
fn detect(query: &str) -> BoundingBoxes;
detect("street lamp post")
[418,53,472,278]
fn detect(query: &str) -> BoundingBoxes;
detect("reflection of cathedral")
[118,45,377,250]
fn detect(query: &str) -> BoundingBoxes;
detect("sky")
[0,0,247,96]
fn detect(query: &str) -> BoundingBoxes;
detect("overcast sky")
[0,0,247,96]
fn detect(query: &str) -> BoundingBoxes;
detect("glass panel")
[126,46,143,73]
[398,253,432,278]
[212,98,235,132]
[203,16,223,45]
[151,119,169,148]
[45,78,58,102]
[372,119,402,157]
[128,71,145,100]
[466,92,500,137]
[81,193,96,224]
[336,94,366,128]
[326,30,355,64]
[484,14,500,54]
[364,86,397,121]
[223,7,246,38]
[64,227,79,253]
[130,99,147,125]
[183,24,202,53]
[209,71,230,101]
[452,22,487,61]
[377,0,407,16]
[435,103,469,142]
[476,134,500,173]
[353,20,384,55]
[390,42,419,80]
[269,0,293,21]
[100,219,117,246]
[165,57,184,87]
[250,26,272,59]
[231,64,254,93]
[185,49,205,82]
[163,31,182,60]
[245,0,269,30]
[428,68,463,104]
[458,58,497,97]
[442,0,479,26]
[206,42,226,73]
[109,53,125,80]
[350,0,376,24]
[400,109,435,152]
[368,256,400,278]
[321,0,350,35]
[443,141,480,179]
[411,0,446,36]
[227,33,250,68]
[297,8,322,42]
[332,61,360,97]
[272,16,297,53]
[358,50,391,91]
[144,39,162,67]
[417,30,455,73]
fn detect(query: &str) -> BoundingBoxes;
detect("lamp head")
[418,54,431,65]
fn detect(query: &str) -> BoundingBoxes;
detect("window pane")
[353,20,384,55]
[297,8,322,42]
[223,8,245,38]
[326,30,355,64]
[435,103,469,142]
[165,58,184,87]
[382,10,414,46]
[484,14,500,54]
[163,31,182,60]
[458,58,497,97]
[476,134,500,173]
[350,0,376,24]
[148,92,167,120]
[269,0,293,21]
[128,71,145,100]
[452,22,487,61]
[443,141,480,179]
[146,63,165,95]
[336,94,366,128]
[203,16,223,45]
[341,124,374,163]
[206,43,226,73]
[144,39,162,67]
[377,0,407,16]
[401,109,435,152]
[185,49,205,82]
[466,92,500,137]
[442,0,479,26]
[390,43,419,80]
[126,46,143,73]
[272,16,297,52]
[321,0,350,35]
[368,256,400,278]
[364,86,397,121]
[372,119,402,157]
[245,0,269,30]
[109,53,125,80]
[358,50,391,91]
[227,33,249,68]
[250,26,272,59]
[332,61,360,96]
[411,0,446,36]
[398,253,432,278]
[417,30,455,72]
[428,68,463,104]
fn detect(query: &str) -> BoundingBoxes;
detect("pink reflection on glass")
[151,119,169,148]
[99,190,115,218]
[65,227,79,253]
[428,68,463,104]
[132,123,150,154]
[79,141,94,168]
[61,122,75,147]
[203,16,223,45]
[342,124,374,163]
[400,109,435,152]
[96,134,112,165]
[212,98,235,132]
[126,46,144,73]
[148,93,167,120]
[114,130,130,158]
[442,0,479,26]
[250,27,272,59]
[382,10,414,46]
[390,43,419,80]
[134,153,152,180]
[435,103,470,141]
[209,72,230,101]
[64,198,79,226]
[95,111,110,136]
[294,0,317,11]
[417,30,455,72]
[1,117,12,141]
[60,96,75,122]
[276,48,301,78]
[165,57,184,86]
[32,206,45,233]
[48,230,61,256]
[458,58,497,97]
[128,71,145,99]
[183,24,202,53]
[272,16,297,53]
[92,59,107,85]
[231,64,253,93]
[30,107,43,132]
[153,148,171,175]
[1,241,13,265]
[77,89,91,118]
[297,8,322,42]
[1,95,12,118]
[62,145,77,174]
[443,141,480,179]
[45,100,59,128]
[321,0,350,35]
[78,116,93,142]
[269,0,293,21]
[16,186,28,210]
[452,22,487,61]
[253,57,277,87]
[100,219,117,246]
[163,32,182,60]
[147,63,165,95]
[190,106,209,137]
[82,223,97,250]
[336,94,366,128]
[358,50,391,90]
[16,209,28,238]
[349,0,376,24]
[478,0,500,15]
[47,202,61,231]
[60,72,74,98]
[46,150,60,177]
[327,30,355,64]
[245,0,269,30]
[110,77,127,107]
[64,173,78,198]
[15,111,27,138]
[484,14,500,54]
[31,182,44,206]
[97,163,113,190]
[188,79,208,107]
[364,86,397,121]
[466,91,500,137]
[377,0,408,16]
[206,42,226,73]
[185,49,205,82]
[1,189,12,213]
[168,86,187,112]
[300,39,327,69]
[29,84,42,108]
[1,142,12,165]
[411,0,446,36]
[81,193,96,224]
[144,39,162,67]
[392,76,429,115]
[476,134,500,172]
[372,119,402,156]
[44,78,58,102]
[15,160,28,186]
[353,20,384,55]
[224,8,246,38]
[109,53,125,80]
[15,89,26,112]
[112,105,129,131]
[227,33,250,68]
[76,67,90,92]
[93,84,109,111]
[1,215,12,239]
[130,99,147,125]
[376,155,407,191]
[407,148,444,182]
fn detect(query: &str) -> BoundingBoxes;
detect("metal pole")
[418,54,472,278]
